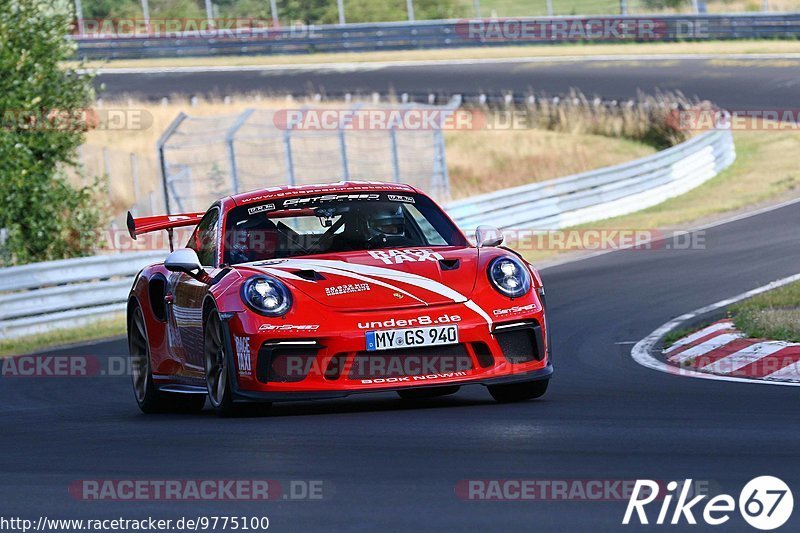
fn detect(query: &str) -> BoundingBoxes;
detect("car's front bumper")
[229,363,553,402]
[219,300,552,402]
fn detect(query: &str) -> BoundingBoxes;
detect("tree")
[0,0,106,266]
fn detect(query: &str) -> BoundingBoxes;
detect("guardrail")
[0,126,735,341]
[0,252,166,340]
[73,14,800,59]
[447,127,735,230]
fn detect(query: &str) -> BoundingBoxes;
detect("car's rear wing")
[126,211,205,250]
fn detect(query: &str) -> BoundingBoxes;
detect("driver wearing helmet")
[225,217,280,264]
[331,204,414,251]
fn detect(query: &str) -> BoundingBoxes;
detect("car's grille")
[472,342,495,368]
[494,322,544,363]
[257,341,323,383]
[349,344,473,380]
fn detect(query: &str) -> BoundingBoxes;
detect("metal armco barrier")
[447,127,735,230]
[0,252,166,340]
[73,14,800,59]
[0,127,735,341]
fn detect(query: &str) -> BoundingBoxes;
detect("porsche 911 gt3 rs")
[126,181,552,415]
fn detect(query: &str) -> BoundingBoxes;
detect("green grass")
[730,281,800,342]
[522,128,800,263]
[0,317,127,357]
[663,323,709,348]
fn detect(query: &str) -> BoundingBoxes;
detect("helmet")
[365,205,406,240]
[227,218,279,264]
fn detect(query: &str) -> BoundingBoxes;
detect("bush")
[474,90,697,149]
[0,0,107,266]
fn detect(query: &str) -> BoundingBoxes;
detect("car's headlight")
[488,256,531,298]
[241,276,292,316]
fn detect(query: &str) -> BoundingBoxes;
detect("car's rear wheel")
[488,379,549,403]
[129,304,205,414]
[397,386,460,400]
[204,311,271,417]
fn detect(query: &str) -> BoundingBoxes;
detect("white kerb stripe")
[667,333,744,364]
[700,342,787,375]
[664,321,734,354]
[766,361,800,381]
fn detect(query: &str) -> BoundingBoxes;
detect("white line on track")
[630,272,800,386]
[85,53,800,75]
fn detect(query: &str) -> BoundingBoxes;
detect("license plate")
[366,325,459,352]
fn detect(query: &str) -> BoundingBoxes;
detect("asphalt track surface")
[96,56,800,110]
[3,201,800,531]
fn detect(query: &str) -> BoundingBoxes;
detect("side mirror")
[475,225,504,248]
[164,248,204,276]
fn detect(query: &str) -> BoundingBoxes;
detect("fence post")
[270,0,279,26]
[283,127,296,186]
[73,0,84,36]
[406,0,415,22]
[432,97,458,199]
[620,0,628,15]
[102,147,113,206]
[339,129,350,180]
[141,0,151,33]
[130,153,140,215]
[389,127,401,183]
[546,0,553,16]
[473,0,481,17]
[204,0,214,27]
[225,108,254,195]
[156,112,188,215]
[337,0,346,25]
[431,129,450,199]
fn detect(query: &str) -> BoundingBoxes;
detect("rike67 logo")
[623,477,793,530]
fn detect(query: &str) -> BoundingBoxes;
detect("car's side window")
[188,208,220,267]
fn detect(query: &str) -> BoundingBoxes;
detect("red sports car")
[126,182,552,415]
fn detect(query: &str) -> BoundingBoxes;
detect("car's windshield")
[223,192,467,265]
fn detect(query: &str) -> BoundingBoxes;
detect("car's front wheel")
[129,304,205,414]
[487,379,549,403]
[204,310,271,417]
